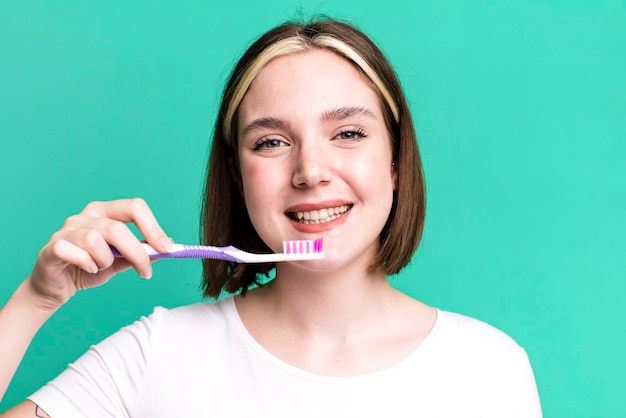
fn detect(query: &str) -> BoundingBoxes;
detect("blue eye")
[252,138,289,151]
[336,128,367,141]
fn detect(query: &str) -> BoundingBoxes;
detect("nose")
[291,144,333,188]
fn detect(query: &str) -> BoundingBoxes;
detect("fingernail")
[159,237,174,253]
[140,268,152,280]
[88,263,99,274]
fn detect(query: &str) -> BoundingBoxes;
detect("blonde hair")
[222,34,399,145]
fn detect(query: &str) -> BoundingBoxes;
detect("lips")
[287,204,352,225]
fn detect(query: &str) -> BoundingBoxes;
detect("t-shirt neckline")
[223,296,444,384]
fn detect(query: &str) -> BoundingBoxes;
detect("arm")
[0,280,58,404]
[1,401,50,418]
[0,198,172,412]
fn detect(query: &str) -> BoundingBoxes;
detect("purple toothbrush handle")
[109,244,242,262]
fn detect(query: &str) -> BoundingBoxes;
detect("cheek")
[239,159,285,225]
[359,148,396,213]
[240,163,265,206]
[352,148,395,191]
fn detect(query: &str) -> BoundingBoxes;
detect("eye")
[252,137,289,151]
[335,127,367,141]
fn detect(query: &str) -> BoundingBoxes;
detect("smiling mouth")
[287,204,352,225]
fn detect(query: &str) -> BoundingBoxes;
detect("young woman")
[0,19,542,417]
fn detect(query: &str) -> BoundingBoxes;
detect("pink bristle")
[281,238,323,254]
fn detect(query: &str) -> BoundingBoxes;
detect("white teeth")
[291,205,350,224]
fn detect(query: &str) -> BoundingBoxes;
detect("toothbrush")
[110,238,324,263]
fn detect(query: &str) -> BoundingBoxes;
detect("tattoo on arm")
[35,405,51,418]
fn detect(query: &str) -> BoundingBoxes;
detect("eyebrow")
[320,106,377,122]
[240,106,377,137]
[241,117,290,137]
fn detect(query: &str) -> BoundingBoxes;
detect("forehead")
[237,49,384,124]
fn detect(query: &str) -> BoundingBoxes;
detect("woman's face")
[236,49,396,272]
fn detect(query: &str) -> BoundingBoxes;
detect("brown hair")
[200,18,425,298]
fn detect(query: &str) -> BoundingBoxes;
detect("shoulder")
[398,310,542,417]
[86,297,240,375]
[426,309,530,371]
[142,296,235,335]
[104,296,236,349]
[155,296,233,321]
[437,310,521,348]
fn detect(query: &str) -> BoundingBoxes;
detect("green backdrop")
[1,1,625,416]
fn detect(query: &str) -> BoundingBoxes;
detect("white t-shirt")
[30,297,542,417]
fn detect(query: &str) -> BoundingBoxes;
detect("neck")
[254,261,397,338]
[233,259,435,376]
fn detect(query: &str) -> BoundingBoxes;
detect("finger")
[58,220,153,279]
[43,239,148,285]
[72,228,117,271]
[95,219,153,279]
[40,239,99,275]
[82,198,173,253]
[89,258,136,284]
[104,257,160,279]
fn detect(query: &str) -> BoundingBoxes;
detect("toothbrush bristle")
[283,238,323,254]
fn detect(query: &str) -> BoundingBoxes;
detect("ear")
[391,162,398,191]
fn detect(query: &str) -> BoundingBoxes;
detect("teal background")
[1,0,625,415]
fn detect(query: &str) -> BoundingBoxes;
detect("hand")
[26,198,172,312]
